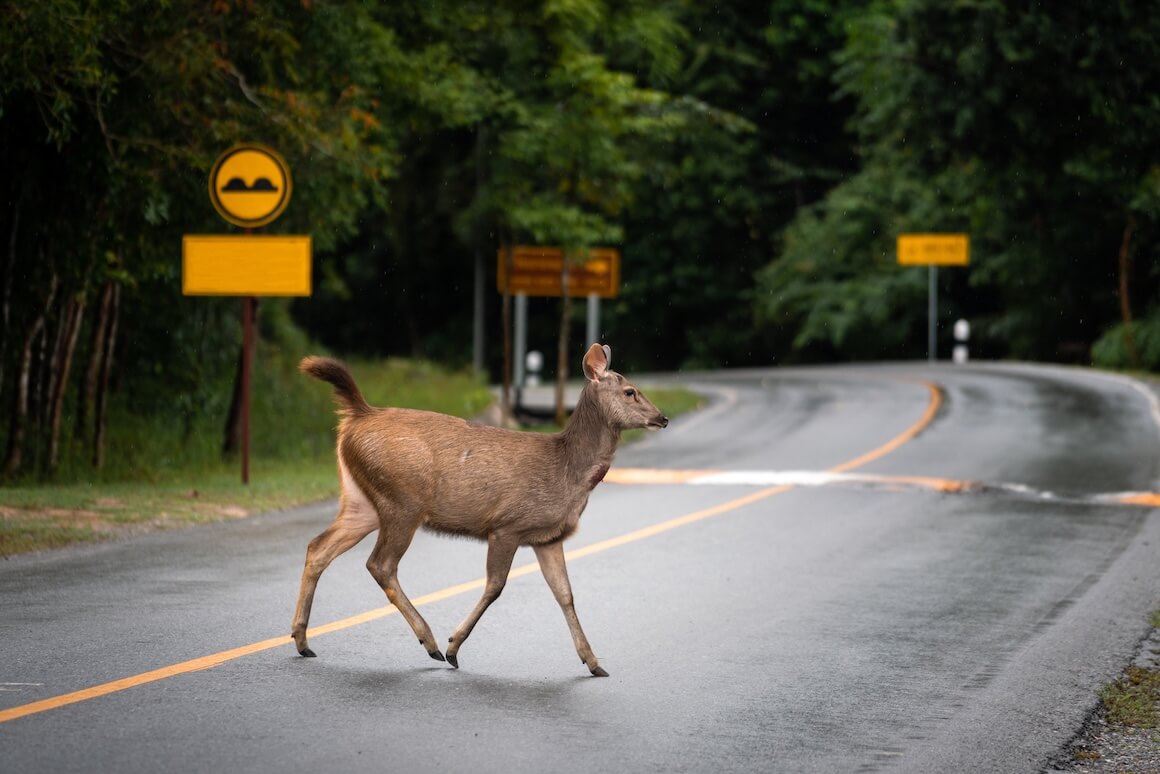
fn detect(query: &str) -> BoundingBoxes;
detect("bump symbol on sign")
[208,144,292,228]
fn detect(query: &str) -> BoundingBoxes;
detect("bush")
[1091,312,1160,372]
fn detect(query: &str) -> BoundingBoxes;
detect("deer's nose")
[659,416,669,428]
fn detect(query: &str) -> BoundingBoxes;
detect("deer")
[291,343,668,677]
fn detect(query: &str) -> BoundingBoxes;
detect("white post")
[953,318,970,364]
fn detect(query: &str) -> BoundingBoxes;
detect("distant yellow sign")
[897,234,970,266]
[497,246,621,298]
[182,235,312,296]
[208,144,292,228]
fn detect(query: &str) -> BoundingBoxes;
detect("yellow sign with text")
[497,246,621,298]
[897,234,970,266]
[182,235,312,296]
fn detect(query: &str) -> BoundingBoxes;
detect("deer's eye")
[624,388,636,398]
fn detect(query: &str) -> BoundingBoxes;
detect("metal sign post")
[183,143,313,484]
[928,265,937,362]
[897,234,970,362]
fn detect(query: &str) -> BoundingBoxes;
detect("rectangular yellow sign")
[897,234,970,266]
[497,245,620,298]
[182,235,312,296]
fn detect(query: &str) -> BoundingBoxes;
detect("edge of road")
[897,501,1160,773]
[895,366,1160,773]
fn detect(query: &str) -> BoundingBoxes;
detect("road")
[2,363,1159,773]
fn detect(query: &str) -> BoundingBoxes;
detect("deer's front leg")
[445,532,520,669]
[533,540,607,677]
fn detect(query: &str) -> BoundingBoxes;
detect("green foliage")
[40,342,491,486]
[1092,312,1160,372]
[758,0,1160,364]
[1101,666,1160,728]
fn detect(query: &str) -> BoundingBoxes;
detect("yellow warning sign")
[208,144,292,228]
[897,234,970,266]
[182,235,312,296]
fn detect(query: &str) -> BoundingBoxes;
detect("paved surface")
[2,362,1159,773]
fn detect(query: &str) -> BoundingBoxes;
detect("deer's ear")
[582,343,608,382]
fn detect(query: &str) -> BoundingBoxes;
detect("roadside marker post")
[183,144,313,484]
[897,234,969,362]
[953,318,970,364]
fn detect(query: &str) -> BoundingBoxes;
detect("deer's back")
[339,407,590,543]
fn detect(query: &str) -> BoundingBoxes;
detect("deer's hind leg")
[291,466,379,657]
[364,506,445,663]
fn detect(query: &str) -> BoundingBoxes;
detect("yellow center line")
[0,379,943,725]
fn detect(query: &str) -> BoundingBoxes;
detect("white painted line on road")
[0,684,43,692]
[605,467,1160,508]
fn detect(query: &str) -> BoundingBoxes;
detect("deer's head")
[581,344,669,432]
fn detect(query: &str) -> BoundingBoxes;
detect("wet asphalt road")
[2,362,1159,773]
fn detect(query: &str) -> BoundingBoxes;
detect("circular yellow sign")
[208,144,292,228]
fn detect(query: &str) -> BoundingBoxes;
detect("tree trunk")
[4,274,58,476]
[0,200,20,399]
[1117,216,1138,368]
[77,281,114,445]
[92,281,120,469]
[48,293,86,470]
[223,345,244,457]
[554,259,572,426]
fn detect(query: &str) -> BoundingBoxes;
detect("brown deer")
[292,343,667,677]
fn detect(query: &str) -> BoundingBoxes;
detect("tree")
[756,0,1160,365]
[0,0,400,476]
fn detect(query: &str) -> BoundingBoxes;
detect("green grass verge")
[1096,608,1160,730]
[1101,666,1160,728]
[0,373,703,557]
[1,355,491,557]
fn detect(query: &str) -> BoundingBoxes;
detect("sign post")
[496,246,621,396]
[897,234,969,362]
[184,144,312,483]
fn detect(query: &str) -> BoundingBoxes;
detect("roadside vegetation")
[1061,609,1160,770]
[0,341,491,556]
[0,335,701,557]
[1099,610,1160,730]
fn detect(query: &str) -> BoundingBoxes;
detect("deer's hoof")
[429,650,446,663]
[299,648,317,658]
[590,665,609,677]
[446,653,459,669]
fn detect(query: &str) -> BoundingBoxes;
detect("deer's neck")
[558,387,621,489]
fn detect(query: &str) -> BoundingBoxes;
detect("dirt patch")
[1,505,107,525]
[0,500,252,556]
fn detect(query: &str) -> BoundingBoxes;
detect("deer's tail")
[300,356,373,417]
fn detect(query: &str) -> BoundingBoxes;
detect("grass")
[0,364,704,557]
[1100,666,1160,728]
[1094,608,1160,730]
[0,354,492,557]
[0,459,338,556]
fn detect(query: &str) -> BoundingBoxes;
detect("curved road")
[2,363,1159,773]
